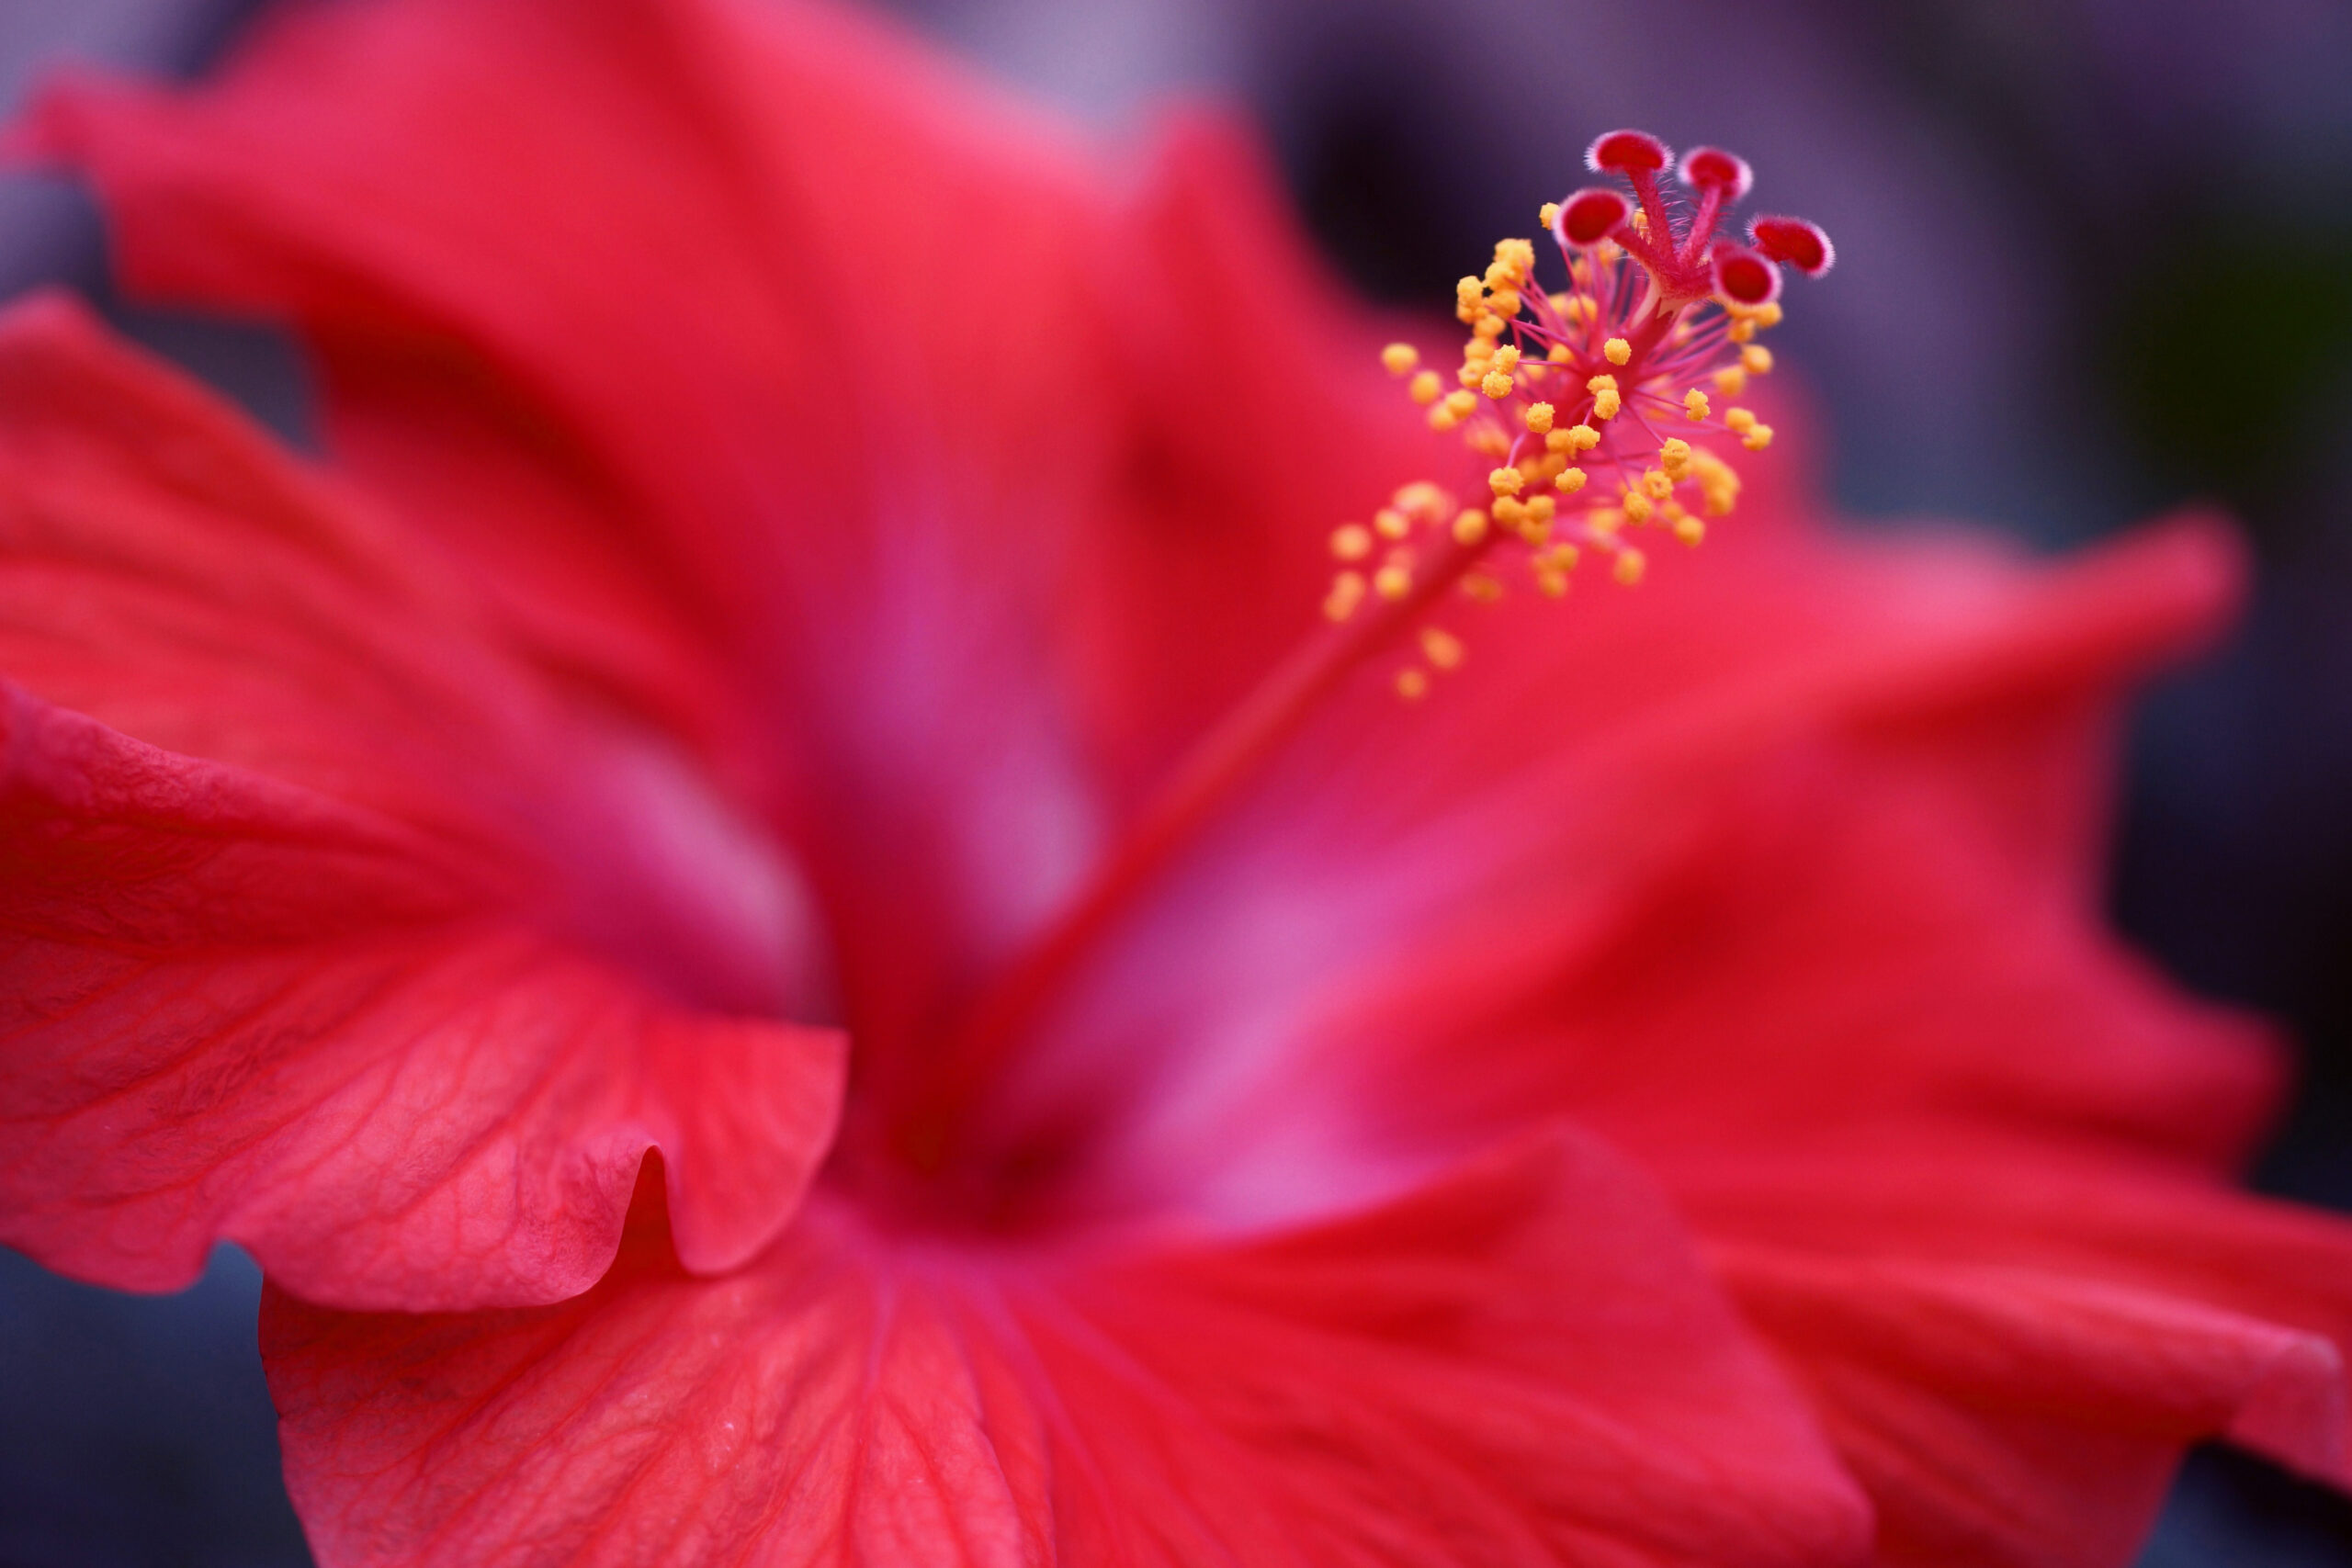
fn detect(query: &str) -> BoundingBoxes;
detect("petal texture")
[0,297,845,1308]
[263,1133,1871,1568]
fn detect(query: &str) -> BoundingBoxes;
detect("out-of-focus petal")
[261,1131,1871,1568]
[1068,111,1432,794]
[21,0,1144,1047]
[1001,515,2250,1224]
[1718,1247,2344,1568]
[1684,1141,2352,1484]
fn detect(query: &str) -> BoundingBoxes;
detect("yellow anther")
[1642,468,1674,501]
[1396,668,1430,701]
[1494,238,1537,279]
[1556,466,1588,494]
[1463,570,1504,603]
[1536,569,1571,599]
[1604,337,1632,366]
[1429,403,1462,432]
[1539,202,1562,230]
[1630,209,1651,236]
[1324,570,1366,621]
[1381,343,1419,375]
[1488,467,1525,498]
[1613,547,1647,586]
[1742,344,1774,375]
[1329,524,1373,561]
[1591,387,1622,421]
[1487,288,1522,319]
[1749,300,1783,328]
[1473,313,1508,340]
[1690,448,1742,515]
[1589,508,1623,535]
[1493,495,1528,529]
[1484,260,1515,290]
[1545,343,1572,364]
[1741,423,1775,451]
[1728,317,1756,344]
[1420,626,1465,671]
[1409,369,1442,405]
[1713,366,1747,396]
[1464,335,1497,364]
[1455,276,1484,322]
[1481,370,1515,400]
[1569,423,1601,452]
[1725,407,1758,434]
[1526,494,1557,525]
[1374,562,1414,601]
[1468,426,1511,457]
[1374,507,1412,541]
[1493,345,1521,374]
[1541,543,1581,573]
[1537,452,1568,480]
[1516,457,1546,486]
[1395,481,1449,522]
[1623,491,1655,525]
[1452,507,1490,546]
[1683,389,1711,422]
[1444,389,1478,419]
[1673,514,1706,547]
[1525,401,1556,434]
[1659,437,1693,479]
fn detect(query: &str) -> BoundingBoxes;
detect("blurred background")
[3,0,2349,1562]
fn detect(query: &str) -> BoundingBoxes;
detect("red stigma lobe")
[1749,215,1836,276]
[1557,188,1633,246]
[1587,130,1672,175]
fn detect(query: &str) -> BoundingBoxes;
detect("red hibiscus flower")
[5,0,2350,1563]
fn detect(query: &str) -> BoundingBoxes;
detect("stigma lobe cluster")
[1333,130,1834,700]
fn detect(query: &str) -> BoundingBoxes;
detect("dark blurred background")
[3,0,2349,1562]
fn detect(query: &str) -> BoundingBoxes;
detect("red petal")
[1719,1247,2346,1567]
[1068,111,1430,795]
[1016,514,2248,1225]
[0,299,846,1307]
[24,0,1137,1037]
[0,686,844,1307]
[262,1133,1871,1567]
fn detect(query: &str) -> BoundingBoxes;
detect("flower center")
[850,130,1832,1232]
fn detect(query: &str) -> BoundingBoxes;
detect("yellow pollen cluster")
[1335,184,1802,697]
